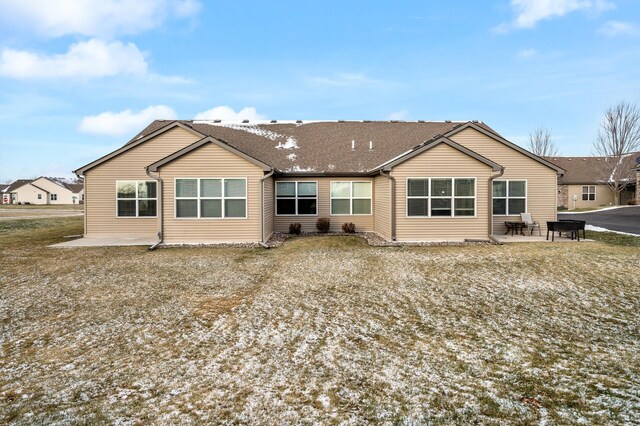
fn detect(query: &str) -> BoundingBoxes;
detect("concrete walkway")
[50,236,156,248]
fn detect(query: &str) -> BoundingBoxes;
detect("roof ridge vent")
[338,120,346,123]
[296,120,303,123]
[242,119,249,123]
[213,119,221,123]
[418,120,425,123]
[445,120,451,123]
[270,120,277,123]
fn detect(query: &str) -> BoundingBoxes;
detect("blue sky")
[0,0,639,182]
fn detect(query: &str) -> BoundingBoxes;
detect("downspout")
[146,168,163,251]
[379,169,396,241]
[488,167,505,244]
[259,169,275,248]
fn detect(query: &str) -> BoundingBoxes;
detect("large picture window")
[116,181,157,217]
[493,180,526,215]
[276,181,317,215]
[175,178,246,219]
[330,181,372,215]
[582,185,596,201]
[407,178,476,217]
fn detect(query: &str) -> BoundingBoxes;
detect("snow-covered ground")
[1,229,639,424]
[585,224,640,237]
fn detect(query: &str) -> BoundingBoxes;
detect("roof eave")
[445,122,565,175]
[377,136,503,172]
[147,136,272,173]
[74,121,205,176]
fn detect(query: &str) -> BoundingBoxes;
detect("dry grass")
[1,217,639,424]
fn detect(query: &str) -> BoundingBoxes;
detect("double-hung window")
[582,185,596,201]
[50,194,57,201]
[330,181,372,215]
[116,181,157,217]
[493,180,526,215]
[175,178,246,219]
[407,178,476,217]
[276,181,317,215]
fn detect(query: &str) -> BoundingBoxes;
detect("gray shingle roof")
[128,120,496,174]
[547,153,640,184]
[3,179,33,193]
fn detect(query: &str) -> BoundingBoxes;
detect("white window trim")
[330,181,373,216]
[275,180,319,216]
[50,193,57,201]
[582,185,596,202]
[115,180,158,218]
[493,179,528,216]
[405,177,477,218]
[174,177,248,220]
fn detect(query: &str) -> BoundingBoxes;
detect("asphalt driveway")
[559,206,640,235]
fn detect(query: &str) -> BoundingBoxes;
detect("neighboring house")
[2,179,36,204]
[1,177,84,204]
[0,184,8,204]
[75,120,564,244]
[547,154,639,210]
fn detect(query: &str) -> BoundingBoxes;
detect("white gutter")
[146,168,163,251]
[488,167,505,241]
[259,169,275,247]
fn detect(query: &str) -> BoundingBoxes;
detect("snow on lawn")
[585,224,639,237]
[1,228,639,424]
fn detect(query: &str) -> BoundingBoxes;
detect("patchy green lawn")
[1,217,639,424]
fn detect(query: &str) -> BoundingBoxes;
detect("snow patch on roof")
[286,153,297,161]
[276,137,299,150]
[285,165,315,172]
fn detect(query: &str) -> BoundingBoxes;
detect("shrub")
[289,222,302,234]
[628,199,637,205]
[342,222,356,233]
[316,217,330,233]
[557,205,568,211]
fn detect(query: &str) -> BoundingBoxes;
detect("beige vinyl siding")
[158,143,264,243]
[392,143,493,241]
[566,184,615,209]
[449,128,558,235]
[374,175,392,240]
[263,176,274,241]
[84,127,202,237]
[12,184,48,205]
[31,178,76,204]
[273,177,375,233]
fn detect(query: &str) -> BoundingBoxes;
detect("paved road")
[559,206,640,235]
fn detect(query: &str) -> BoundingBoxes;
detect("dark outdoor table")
[559,219,586,239]
[504,221,525,236]
[547,221,580,241]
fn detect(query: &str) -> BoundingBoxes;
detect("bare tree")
[527,126,559,157]
[593,101,640,205]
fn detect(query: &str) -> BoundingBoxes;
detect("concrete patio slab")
[50,236,156,248]
[493,234,591,243]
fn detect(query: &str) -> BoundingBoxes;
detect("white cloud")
[516,48,538,58]
[387,111,409,120]
[306,73,382,87]
[79,105,177,136]
[598,20,640,36]
[0,39,147,80]
[495,0,614,32]
[194,106,265,121]
[0,0,201,38]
